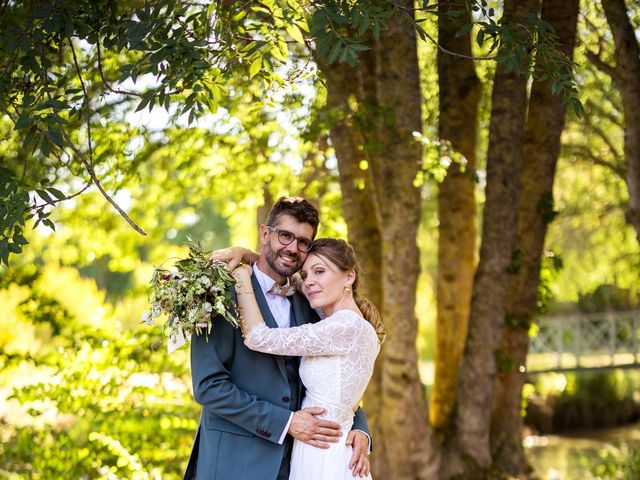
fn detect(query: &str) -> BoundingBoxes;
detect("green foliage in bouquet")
[144,241,239,348]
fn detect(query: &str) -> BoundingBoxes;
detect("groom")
[184,196,371,480]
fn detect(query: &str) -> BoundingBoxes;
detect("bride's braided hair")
[308,238,386,343]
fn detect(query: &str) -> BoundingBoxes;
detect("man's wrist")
[278,412,295,444]
[353,429,372,454]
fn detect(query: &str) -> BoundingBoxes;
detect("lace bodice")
[245,309,380,429]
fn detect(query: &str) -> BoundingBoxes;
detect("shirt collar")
[252,263,291,295]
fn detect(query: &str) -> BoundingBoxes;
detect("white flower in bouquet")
[143,240,240,352]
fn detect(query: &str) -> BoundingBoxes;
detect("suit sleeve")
[352,406,373,451]
[190,312,291,444]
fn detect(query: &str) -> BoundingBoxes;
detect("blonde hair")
[308,238,386,343]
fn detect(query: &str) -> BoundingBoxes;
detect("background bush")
[525,370,640,434]
[0,264,198,479]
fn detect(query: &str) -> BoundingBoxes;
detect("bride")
[230,238,385,480]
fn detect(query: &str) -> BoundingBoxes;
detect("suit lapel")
[291,292,320,326]
[290,293,306,327]
[250,275,287,380]
[251,275,279,329]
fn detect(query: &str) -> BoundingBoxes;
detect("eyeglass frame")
[266,225,314,252]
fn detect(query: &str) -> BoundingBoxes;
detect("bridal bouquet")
[142,241,240,353]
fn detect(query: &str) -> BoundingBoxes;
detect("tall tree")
[431,0,480,435]
[598,0,640,243]
[449,0,541,474]
[491,0,580,475]
[318,3,438,477]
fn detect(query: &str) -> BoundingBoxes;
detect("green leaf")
[7,242,22,254]
[349,43,369,53]
[40,136,51,156]
[0,242,8,266]
[477,30,485,48]
[44,129,65,147]
[15,114,31,130]
[327,40,342,64]
[135,93,153,112]
[13,235,29,246]
[372,20,380,40]
[249,56,262,79]
[456,23,473,39]
[46,187,66,201]
[316,32,333,57]
[36,189,54,204]
[43,98,69,111]
[42,218,56,231]
[286,23,305,45]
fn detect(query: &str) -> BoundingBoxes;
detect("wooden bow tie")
[267,283,296,297]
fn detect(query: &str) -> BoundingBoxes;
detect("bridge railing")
[528,310,640,373]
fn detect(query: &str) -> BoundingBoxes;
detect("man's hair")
[265,196,320,238]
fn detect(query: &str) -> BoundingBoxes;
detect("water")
[526,423,640,479]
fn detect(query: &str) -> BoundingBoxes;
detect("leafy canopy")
[0,0,581,265]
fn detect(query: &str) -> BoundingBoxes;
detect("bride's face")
[300,253,351,315]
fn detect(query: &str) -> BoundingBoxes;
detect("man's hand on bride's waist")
[288,407,342,449]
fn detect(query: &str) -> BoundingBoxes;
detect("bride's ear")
[346,269,356,286]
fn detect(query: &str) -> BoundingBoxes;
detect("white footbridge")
[527,310,640,374]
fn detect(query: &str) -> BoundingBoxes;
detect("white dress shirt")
[253,264,292,329]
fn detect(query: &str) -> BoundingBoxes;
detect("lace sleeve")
[244,311,360,356]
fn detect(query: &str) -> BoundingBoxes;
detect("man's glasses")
[266,226,313,252]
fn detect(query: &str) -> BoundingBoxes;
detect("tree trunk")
[319,52,386,464]
[601,0,640,244]
[319,2,438,478]
[450,0,541,474]
[491,0,580,475]
[373,8,438,477]
[431,1,480,436]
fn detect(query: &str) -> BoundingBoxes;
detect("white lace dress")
[245,309,380,480]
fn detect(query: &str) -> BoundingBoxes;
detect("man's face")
[258,214,315,281]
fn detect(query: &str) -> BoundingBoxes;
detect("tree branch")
[96,41,143,97]
[59,126,147,235]
[392,1,497,61]
[584,99,622,128]
[582,109,624,164]
[585,49,618,81]
[29,181,93,211]
[96,39,185,98]
[65,36,147,236]
[564,144,625,177]
[68,38,95,165]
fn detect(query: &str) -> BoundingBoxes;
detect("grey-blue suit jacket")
[184,275,370,480]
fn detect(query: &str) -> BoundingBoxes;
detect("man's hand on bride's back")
[209,246,259,271]
[288,407,342,449]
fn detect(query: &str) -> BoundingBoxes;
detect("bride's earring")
[344,285,352,294]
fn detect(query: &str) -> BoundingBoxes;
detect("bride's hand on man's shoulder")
[232,264,253,279]
[208,246,258,270]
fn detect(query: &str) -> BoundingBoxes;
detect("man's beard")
[265,243,302,278]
